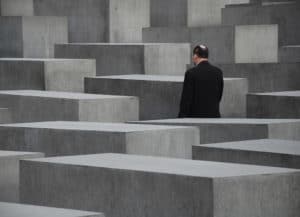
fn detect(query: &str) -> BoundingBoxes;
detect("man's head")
[192,45,209,65]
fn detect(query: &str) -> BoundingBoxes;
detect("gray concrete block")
[235,25,278,63]
[0,90,139,123]
[150,0,250,27]
[0,202,104,217]
[55,43,190,76]
[247,91,300,118]
[0,16,68,58]
[280,45,300,63]
[193,139,300,168]
[1,0,150,43]
[130,118,300,143]
[20,153,300,217]
[0,150,44,202]
[0,121,199,158]
[217,62,300,92]
[0,58,96,92]
[85,75,248,119]
[143,26,235,63]
[0,108,11,124]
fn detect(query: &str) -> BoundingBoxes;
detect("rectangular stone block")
[85,75,248,119]
[193,139,300,168]
[143,26,235,63]
[0,90,139,123]
[130,118,300,143]
[0,121,198,158]
[218,62,300,92]
[0,58,96,92]
[280,45,300,63]
[150,0,250,27]
[1,0,150,43]
[0,202,104,217]
[247,91,300,118]
[235,25,278,63]
[20,153,300,217]
[0,108,11,124]
[0,16,68,58]
[55,43,190,76]
[0,150,44,202]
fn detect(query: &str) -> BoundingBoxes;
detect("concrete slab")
[0,150,44,202]
[280,45,300,63]
[130,118,300,143]
[0,16,68,58]
[1,0,150,43]
[0,121,198,158]
[0,58,96,92]
[0,108,11,124]
[0,202,104,217]
[20,153,300,217]
[85,75,248,119]
[217,62,300,92]
[247,91,300,118]
[55,43,191,76]
[0,90,139,123]
[193,139,300,168]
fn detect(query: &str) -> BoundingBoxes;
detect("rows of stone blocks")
[0,121,198,158]
[85,75,248,119]
[20,153,300,217]
[0,58,96,92]
[193,139,300,169]
[0,90,139,123]
[1,0,150,43]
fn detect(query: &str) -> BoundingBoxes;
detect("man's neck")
[196,58,208,65]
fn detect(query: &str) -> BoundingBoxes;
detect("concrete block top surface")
[23,153,299,178]
[132,118,300,125]
[0,202,103,217]
[0,121,194,133]
[249,91,300,97]
[0,90,134,100]
[0,150,43,158]
[197,139,300,155]
[58,43,190,46]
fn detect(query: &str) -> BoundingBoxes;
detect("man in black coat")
[178,45,224,118]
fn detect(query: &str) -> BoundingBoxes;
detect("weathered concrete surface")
[0,121,198,158]
[150,0,250,27]
[217,62,300,92]
[247,91,300,118]
[143,26,235,63]
[0,150,44,202]
[20,153,300,217]
[1,0,150,43]
[193,139,300,168]
[222,2,300,45]
[0,16,68,58]
[0,202,104,217]
[85,75,248,119]
[130,118,300,143]
[0,108,11,124]
[0,90,139,123]
[55,43,190,76]
[280,45,300,63]
[0,58,96,92]
[235,25,278,63]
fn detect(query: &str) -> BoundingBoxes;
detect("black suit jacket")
[178,61,224,118]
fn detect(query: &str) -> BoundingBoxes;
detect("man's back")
[178,61,224,118]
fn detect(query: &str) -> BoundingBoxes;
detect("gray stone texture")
[193,139,300,168]
[247,91,300,118]
[55,43,191,76]
[280,45,300,63]
[0,58,96,92]
[0,202,104,217]
[0,108,11,124]
[0,150,44,202]
[20,153,300,217]
[85,75,248,120]
[130,118,300,143]
[0,121,199,158]
[0,90,139,123]
[1,0,150,43]
[0,16,68,58]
